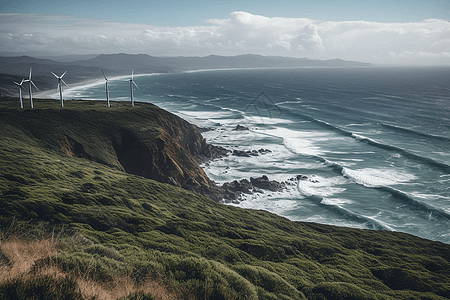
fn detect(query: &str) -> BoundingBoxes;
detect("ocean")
[61,66,450,243]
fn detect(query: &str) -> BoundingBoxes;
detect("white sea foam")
[177,110,234,119]
[284,134,350,156]
[409,192,450,201]
[229,187,300,217]
[297,176,347,197]
[342,167,417,188]
[320,198,354,205]
[242,115,294,125]
[284,137,324,156]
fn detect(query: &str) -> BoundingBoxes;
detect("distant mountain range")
[0,53,372,96]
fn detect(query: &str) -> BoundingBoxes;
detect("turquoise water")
[63,67,450,243]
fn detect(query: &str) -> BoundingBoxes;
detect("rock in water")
[234,124,249,131]
[250,175,286,192]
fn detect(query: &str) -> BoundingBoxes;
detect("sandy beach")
[34,73,159,99]
[34,77,104,99]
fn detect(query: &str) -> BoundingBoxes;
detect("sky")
[1,0,450,65]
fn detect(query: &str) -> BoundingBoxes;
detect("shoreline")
[34,73,160,99]
[34,77,104,99]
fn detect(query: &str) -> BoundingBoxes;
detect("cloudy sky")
[1,0,449,65]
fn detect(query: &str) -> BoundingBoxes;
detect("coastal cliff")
[0,99,214,192]
[1,98,450,300]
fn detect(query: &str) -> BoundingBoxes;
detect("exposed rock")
[58,135,95,162]
[193,174,288,202]
[190,184,238,202]
[250,175,286,192]
[234,124,249,131]
[232,148,272,157]
[195,126,213,133]
[258,148,272,154]
[222,179,253,194]
[232,150,251,157]
[168,176,181,187]
[289,174,319,183]
[196,141,230,163]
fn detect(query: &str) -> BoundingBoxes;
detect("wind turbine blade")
[51,72,58,78]
[29,67,32,80]
[101,70,108,81]
[61,79,68,86]
[133,81,140,90]
[16,80,26,90]
[30,80,39,91]
[61,71,67,78]
[131,69,134,80]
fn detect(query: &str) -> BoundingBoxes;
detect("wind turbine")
[101,70,110,107]
[13,79,25,108]
[51,71,68,107]
[127,69,139,107]
[23,67,39,108]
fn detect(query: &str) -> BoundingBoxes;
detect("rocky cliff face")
[110,113,212,189]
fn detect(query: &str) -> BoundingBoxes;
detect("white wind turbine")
[23,67,39,108]
[13,79,26,109]
[101,70,110,107]
[51,71,68,107]
[127,69,139,107]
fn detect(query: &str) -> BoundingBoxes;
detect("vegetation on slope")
[1,98,450,299]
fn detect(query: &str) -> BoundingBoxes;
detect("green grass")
[1,98,450,299]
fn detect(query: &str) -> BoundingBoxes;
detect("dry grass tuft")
[0,236,57,281]
[78,276,180,300]
[0,234,180,300]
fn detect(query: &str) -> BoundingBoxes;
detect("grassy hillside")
[1,98,450,299]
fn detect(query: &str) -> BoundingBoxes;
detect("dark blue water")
[64,67,450,243]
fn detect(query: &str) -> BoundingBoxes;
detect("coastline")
[34,73,159,99]
[34,77,104,99]
[27,68,450,245]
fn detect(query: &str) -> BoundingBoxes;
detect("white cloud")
[1,12,450,65]
[291,24,324,51]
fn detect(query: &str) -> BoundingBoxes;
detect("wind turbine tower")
[127,69,139,107]
[52,71,68,107]
[13,79,25,108]
[102,70,110,107]
[23,67,39,108]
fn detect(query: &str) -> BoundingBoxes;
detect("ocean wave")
[279,110,450,174]
[301,194,394,231]
[378,186,450,221]
[341,167,416,188]
[297,176,346,197]
[322,202,394,231]
[351,133,450,173]
[323,159,345,174]
[323,162,450,222]
[380,123,450,143]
